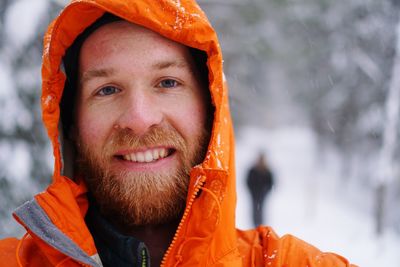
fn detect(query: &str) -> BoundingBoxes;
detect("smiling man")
[0,0,355,266]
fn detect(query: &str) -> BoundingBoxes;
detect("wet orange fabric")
[0,0,355,266]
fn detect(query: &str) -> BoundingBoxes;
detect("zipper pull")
[139,245,150,267]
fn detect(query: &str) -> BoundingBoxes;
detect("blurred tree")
[376,10,400,235]
[201,0,400,234]
[0,0,63,238]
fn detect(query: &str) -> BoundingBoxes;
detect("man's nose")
[116,90,163,135]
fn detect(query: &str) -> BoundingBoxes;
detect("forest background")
[0,0,399,265]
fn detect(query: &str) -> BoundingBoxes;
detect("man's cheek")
[183,111,206,136]
[78,121,106,146]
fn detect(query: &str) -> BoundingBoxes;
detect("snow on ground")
[235,126,400,267]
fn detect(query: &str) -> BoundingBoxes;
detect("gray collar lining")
[14,199,101,266]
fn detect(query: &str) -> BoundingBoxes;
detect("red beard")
[76,125,209,228]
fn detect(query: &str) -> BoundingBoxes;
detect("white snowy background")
[236,126,400,267]
[1,1,400,267]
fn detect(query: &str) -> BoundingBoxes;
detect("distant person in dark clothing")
[247,153,274,227]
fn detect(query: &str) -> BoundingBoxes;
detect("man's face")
[74,21,210,227]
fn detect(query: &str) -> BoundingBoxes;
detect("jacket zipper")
[160,175,206,266]
[141,247,149,267]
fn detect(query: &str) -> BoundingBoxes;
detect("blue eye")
[97,86,120,96]
[159,79,179,88]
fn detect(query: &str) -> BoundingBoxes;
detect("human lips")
[117,147,173,163]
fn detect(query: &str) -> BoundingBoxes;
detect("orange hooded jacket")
[0,0,355,266]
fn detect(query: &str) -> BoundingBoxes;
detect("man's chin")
[87,169,189,227]
[96,192,186,227]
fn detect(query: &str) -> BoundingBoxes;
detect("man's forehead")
[79,19,193,61]
[80,58,193,85]
[84,19,172,47]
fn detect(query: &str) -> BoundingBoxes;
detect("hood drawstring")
[16,232,29,267]
[173,236,212,267]
[200,187,222,227]
[172,186,222,267]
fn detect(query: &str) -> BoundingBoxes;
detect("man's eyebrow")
[152,59,190,70]
[80,68,115,84]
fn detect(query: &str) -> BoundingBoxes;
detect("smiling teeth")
[122,148,168,163]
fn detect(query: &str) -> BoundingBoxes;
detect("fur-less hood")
[41,0,234,178]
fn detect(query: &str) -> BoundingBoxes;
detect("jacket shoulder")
[236,226,357,267]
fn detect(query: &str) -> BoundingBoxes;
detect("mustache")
[104,126,187,153]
